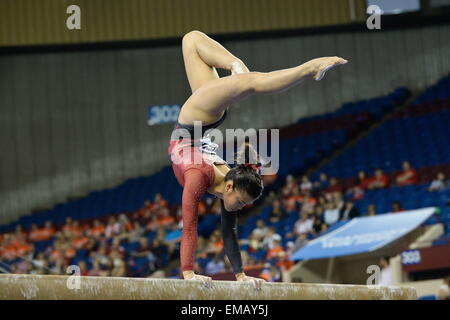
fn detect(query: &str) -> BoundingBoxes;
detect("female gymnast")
[168,30,347,287]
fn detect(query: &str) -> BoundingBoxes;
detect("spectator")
[266,239,284,260]
[252,220,269,241]
[300,175,313,193]
[299,191,316,215]
[346,171,369,201]
[157,208,175,227]
[339,200,360,220]
[282,175,298,197]
[283,186,302,212]
[88,219,105,238]
[205,253,225,275]
[367,169,389,189]
[392,202,404,213]
[429,172,448,192]
[315,172,329,192]
[365,204,377,216]
[293,233,309,251]
[268,199,287,224]
[326,177,343,195]
[294,213,314,235]
[311,216,324,235]
[395,161,418,186]
[260,228,282,250]
[378,256,393,286]
[323,202,340,226]
[105,216,121,238]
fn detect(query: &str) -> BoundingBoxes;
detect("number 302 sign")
[147,105,181,126]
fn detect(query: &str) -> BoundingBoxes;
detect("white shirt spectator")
[300,181,313,192]
[429,179,446,191]
[261,233,282,250]
[295,218,313,234]
[252,226,269,239]
[324,208,340,225]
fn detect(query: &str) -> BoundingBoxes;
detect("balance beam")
[0,274,417,300]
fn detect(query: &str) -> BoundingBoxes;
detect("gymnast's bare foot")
[308,56,348,81]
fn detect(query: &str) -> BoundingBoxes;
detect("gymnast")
[168,30,347,287]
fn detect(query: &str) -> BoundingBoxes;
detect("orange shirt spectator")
[72,236,88,249]
[39,224,56,241]
[28,225,41,242]
[89,221,105,238]
[267,244,284,260]
[65,247,76,259]
[16,243,31,256]
[396,161,418,186]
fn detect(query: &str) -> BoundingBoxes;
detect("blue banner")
[147,104,181,125]
[290,207,436,261]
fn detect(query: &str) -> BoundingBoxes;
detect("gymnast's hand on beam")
[182,271,213,289]
[307,56,348,81]
[235,272,265,290]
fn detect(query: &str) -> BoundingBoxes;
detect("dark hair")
[224,142,264,200]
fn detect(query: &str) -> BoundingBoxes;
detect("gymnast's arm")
[220,201,265,285]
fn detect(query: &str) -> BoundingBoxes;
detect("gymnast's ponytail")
[224,142,264,200]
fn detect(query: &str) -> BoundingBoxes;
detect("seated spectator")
[88,219,105,238]
[205,253,225,275]
[326,177,343,195]
[266,239,284,260]
[339,200,360,221]
[311,216,324,235]
[346,171,369,201]
[268,199,287,224]
[395,161,418,186]
[367,169,389,189]
[38,221,56,241]
[283,186,302,212]
[392,201,404,213]
[72,232,88,250]
[110,250,126,277]
[313,172,329,193]
[252,220,269,241]
[105,216,121,238]
[294,213,314,235]
[157,208,175,227]
[260,228,282,250]
[282,175,298,197]
[28,224,41,242]
[365,204,377,216]
[150,193,169,213]
[299,191,317,215]
[205,231,224,255]
[300,175,313,193]
[429,172,448,192]
[323,202,340,226]
[293,233,309,251]
[276,251,294,271]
